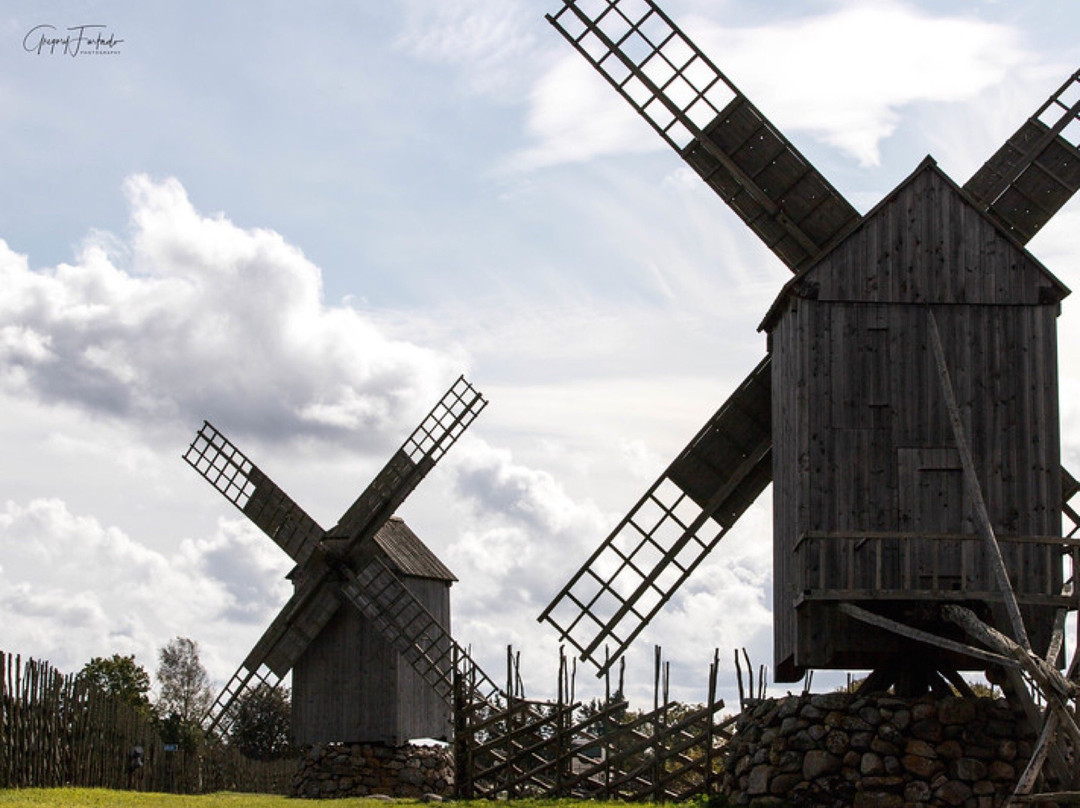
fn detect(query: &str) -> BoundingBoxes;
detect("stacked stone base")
[292,742,454,799]
[722,692,1034,808]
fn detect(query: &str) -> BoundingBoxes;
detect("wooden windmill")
[538,0,1080,706]
[184,376,502,744]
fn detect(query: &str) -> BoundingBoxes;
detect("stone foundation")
[721,692,1034,808]
[292,742,454,799]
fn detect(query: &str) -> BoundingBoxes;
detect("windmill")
[538,0,1080,704]
[184,375,502,743]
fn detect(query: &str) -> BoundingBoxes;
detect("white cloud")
[518,0,1026,169]
[0,175,464,445]
[0,497,291,678]
[396,0,540,98]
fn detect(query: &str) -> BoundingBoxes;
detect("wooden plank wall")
[770,164,1064,677]
[292,576,452,744]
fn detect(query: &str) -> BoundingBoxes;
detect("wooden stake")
[927,309,1031,651]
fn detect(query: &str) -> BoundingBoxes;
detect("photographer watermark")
[23,24,124,56]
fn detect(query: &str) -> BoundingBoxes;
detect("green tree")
[228,684,295,760]
[156,636,214,750]
[78,653,152,714]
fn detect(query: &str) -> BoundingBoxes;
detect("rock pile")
[292,742,454,799]
[722,691,1033,808]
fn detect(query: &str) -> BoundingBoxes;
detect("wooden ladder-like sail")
[965,68,1080,243]
[547,0,860,273]
[540,357,771,674]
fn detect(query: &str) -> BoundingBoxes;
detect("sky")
[2,0,1080,714]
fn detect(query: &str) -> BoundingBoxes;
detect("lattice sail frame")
[184,376,499,735]
[965,68,1080,243]
[540,358,771,673]
[548,0,860,273]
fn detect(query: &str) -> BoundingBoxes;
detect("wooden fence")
[454,647,734,800]
[0,650,296,793]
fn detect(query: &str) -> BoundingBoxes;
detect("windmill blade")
[539,356,772,674]
[203,570,341,735]
[327,375,487,547]
[337,554,503,707]
[965,68,1080,243]
[184,421,327,566]
[548,0,860,272]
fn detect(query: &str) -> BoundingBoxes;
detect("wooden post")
[927,309,1031,651]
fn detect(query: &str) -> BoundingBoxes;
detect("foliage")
[77,655,152,715]
[156,637,214,752]
[228,684,294,761]
[156,637,213,725]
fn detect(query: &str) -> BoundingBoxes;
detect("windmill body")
[764,158,1069,681]
[539,0,1080,691]
[291,516,455,745]
[186,376,501,743]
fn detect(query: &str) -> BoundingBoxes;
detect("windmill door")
[898,447,967,593]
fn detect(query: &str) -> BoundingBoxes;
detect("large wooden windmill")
[539,0,1080,697]
[184,376,502,743]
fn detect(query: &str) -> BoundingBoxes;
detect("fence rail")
[454,647,732,800]
[1,650,295,793]
[795,532,1077,605]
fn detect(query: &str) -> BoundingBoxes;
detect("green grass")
[0,791,622,808]
[0,790,409,808]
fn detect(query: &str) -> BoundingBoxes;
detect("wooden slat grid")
[330,375,486,543]
[795,532,1079,608]
[340,556,503,708]
[183,422,326,566]
[203,660,283,738]
[547,0,860,272]
[965,68,1080,243]
[454,650,730,800]
[539,357,772,674]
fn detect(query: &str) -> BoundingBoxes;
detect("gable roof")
[374,516,457,582]
[759,156,1070,332]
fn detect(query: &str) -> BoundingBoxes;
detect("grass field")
[0,790,620,808]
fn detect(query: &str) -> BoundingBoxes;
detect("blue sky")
[2,0,1080,711]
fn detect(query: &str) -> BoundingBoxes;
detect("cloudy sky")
[2,0,1080,713]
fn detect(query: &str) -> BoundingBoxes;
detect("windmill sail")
[329,375,487,546]
[184,421,326,566]
[539,357,772,673]
[965,68,1080,243]
[548,0,860,272]
[192,375,493,734]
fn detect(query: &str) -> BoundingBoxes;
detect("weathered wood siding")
[292,576,452,745]
[770,162,1065,679]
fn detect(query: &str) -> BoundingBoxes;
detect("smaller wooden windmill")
[184,376,502,744]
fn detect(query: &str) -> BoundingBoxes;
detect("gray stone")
[935,779,973,806]
[953,756,988,782]
[769,772,802,796]
[824,729,850,755]
[746,765,774,795]
[802,750,841,780]
[859,752,884,776]
[904,780,931,802]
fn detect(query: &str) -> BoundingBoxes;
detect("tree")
[156,636,214,750]
[229,684,295,760]
[78,654,152,714]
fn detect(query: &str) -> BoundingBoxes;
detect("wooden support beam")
[840,603,1017,669]
[944,604,1080,789]
[942,605,1078,700]
[927,310,1032,651]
